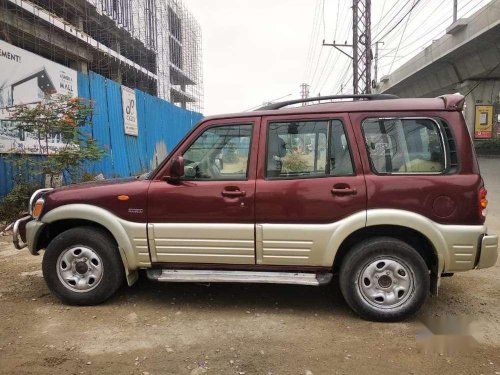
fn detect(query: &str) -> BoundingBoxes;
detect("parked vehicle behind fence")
[13,94,498,321]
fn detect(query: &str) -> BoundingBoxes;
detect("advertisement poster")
[474,105,494,139]
[0,40,78,154]
[121,85,138,136]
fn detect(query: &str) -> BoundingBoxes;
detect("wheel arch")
[39,204,145,285]
[333,225,438,272]
[332,223,442,294]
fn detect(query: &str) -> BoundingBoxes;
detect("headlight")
[32,198,45,219]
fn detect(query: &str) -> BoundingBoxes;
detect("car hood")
[49,176,139,192]
[41,177,151,222]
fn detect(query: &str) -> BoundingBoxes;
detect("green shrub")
[0,183,39,224]
[475,138,500,151]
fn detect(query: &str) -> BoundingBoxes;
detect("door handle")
[331,187,357,195]
[221,189,246,198]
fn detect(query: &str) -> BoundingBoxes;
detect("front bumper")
[13,216,46,255]
[25,220,46,255]
[12,215,32,250]
[476,234,499,269]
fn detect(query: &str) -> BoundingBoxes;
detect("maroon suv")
[13,94,498,321]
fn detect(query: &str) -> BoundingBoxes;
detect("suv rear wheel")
[42,227,125,305]
[339,237,429,322]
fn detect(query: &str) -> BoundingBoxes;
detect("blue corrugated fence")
[0,71,203,198]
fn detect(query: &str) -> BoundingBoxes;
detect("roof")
[203,95,465,121]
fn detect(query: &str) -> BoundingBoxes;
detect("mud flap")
[430,271,439,296]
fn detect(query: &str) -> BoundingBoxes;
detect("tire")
[42,226,125,305]
[339,237,429,322]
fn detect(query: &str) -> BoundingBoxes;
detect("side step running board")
[147,269,333,286]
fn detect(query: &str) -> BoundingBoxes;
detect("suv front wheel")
[340,237,429,322]
[42,226,125,305]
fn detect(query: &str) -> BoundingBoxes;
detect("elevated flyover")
[376,0,500,135]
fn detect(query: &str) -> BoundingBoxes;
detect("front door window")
[182,124,253,180]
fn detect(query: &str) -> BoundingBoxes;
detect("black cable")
[372,0,411,37]
[372,0,413,41]
[376,0,422,42]
[303,1,322,82]
[389,0,417,73]
[464,60,500,98]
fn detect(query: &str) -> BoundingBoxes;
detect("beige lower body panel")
[477,235,499,269]
[257,211,367,267]
[256,223,339,266]
[437,224,484,271]
[150,223,255,264]
[366,209,489,273]
[120,219,151,267]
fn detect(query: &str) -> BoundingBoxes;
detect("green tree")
[5,95,104,187]
[0,95,103,224]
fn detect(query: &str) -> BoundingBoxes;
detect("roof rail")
[256,94,400,111]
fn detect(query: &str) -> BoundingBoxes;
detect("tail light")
[479,187,488,219]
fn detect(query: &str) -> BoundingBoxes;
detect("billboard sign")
[121,85,138,136]
[0,40,78,154]
[474,105,494,139]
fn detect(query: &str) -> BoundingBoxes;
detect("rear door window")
[362,118,446,174]
[266,119,353,178]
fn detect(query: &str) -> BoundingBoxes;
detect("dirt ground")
[1,158,499,375]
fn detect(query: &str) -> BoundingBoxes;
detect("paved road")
[0,158,499,375]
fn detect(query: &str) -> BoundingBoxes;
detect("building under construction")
[0,0,204,112]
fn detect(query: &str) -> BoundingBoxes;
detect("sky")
[182,0,492,116]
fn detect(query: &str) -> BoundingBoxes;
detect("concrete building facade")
[0,0,203,112]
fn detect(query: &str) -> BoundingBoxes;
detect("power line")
[312,1,352,94]
[388,0,417,73]
[372,0,410,33]
[303,1,322,82]
[377,0,454,59]
[333,0,340,41]
[322,0,326,40]
[377,0,479,70]
[375,0,422,42]
[308,0,325,83]
[372,0,412,41]
[373,0,387,36]
[464,60,500,97]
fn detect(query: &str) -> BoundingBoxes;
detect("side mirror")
[165,156,184,182]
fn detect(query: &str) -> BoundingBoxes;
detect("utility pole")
[323,0,372,94]
[300,83,310,105]
[453,0,458,22]
[373,41,384,87]
[352,0,372,94]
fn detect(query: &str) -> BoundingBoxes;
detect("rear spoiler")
[439,94,465,111]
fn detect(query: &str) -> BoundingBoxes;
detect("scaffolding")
[0,0,204,112]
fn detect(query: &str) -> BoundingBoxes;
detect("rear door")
[254,113,366,266]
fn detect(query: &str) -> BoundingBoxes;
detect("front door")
[148,117,260,264]
[255,114,366,266]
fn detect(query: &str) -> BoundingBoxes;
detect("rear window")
[362,118,446,174]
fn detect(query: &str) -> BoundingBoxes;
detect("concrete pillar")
[73,15,84,31]
[459,80,500,137]
[109,39,122,84]
[110,64,123,84]
[70,60,88,74]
